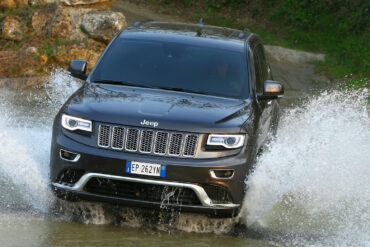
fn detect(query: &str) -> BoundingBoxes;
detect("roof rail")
[236,28,251,39]
[132,19,157,27]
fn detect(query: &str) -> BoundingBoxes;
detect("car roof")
[118,21,252,53]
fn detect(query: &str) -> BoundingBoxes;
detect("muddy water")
[0,213,269,247]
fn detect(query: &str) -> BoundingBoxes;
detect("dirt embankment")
[264,45,329,105]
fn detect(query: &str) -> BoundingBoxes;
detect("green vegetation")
[79,24,88,35]
[37,38,84,59]
[265,0,369,77]
[1,6,36,24]
[145,0,369,78]
[7,65,22,75]
[0,40,21,51]
[39,42,56,59]
[345,77,370,89]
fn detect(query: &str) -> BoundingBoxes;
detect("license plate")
[126,161,166,177]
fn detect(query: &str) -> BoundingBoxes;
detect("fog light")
[60,149,80,162]
[210,169,234,179]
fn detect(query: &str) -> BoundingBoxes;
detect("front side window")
[92,39,249,99]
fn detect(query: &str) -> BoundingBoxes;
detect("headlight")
[61,114,92,132]
[207,134,246,149]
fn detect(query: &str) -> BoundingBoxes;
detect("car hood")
[63,83,252,133]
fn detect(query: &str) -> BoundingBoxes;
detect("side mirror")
[258,80,284,100]
[69,59,88,80]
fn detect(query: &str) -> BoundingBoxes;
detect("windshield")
[92,39,249,99]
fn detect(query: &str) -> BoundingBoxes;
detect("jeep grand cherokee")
[50,21,283,217]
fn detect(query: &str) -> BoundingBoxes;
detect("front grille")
[84,178,202,206]
[97,124,199,158]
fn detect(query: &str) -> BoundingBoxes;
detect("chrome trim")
[52,173,239,208]
[59,149,81,162]
[168,133,184,156]
[209,169,235,180]
[182,134,199,157]
[97,125,111,148]
[61,114,92,132]
[111,126,125,150]
[125,128,140,152]
[153,131,169,156]
[97,123,200,158]
[138,129,154,154]
[206,134,245,149]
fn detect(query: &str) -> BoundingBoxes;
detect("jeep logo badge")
[140,119,159,128]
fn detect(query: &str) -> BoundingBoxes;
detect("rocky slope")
[0,0,126,85]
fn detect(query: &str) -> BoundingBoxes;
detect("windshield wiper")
[93,81,208,95]
[153,86,208,95]
[93,80,152,88]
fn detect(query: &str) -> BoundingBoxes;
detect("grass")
[1,6,35,23]
[7,65,22,75]
[79,25,88,35]
[0,40,21,51]
[344,77,370,105]
[255,26,369,77]
[36,38,85,59]
[344,77,370,89]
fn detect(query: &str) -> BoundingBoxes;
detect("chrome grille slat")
[154,131,169,155]
[97,124,198,158]
[125,128,140,151]
[168,133,183,156]
[111,127,125,150]
[139,130,154,153]
[183,134,198,156]
[98,125,111,148]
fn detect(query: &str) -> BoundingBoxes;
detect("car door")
[252,42,274,149]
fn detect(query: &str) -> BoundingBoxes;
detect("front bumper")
[52,173,240,217]
[50,128,255,217]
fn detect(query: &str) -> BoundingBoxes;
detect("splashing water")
[0,69,82,213]
[242,89,370,246]
[0,69,369,246]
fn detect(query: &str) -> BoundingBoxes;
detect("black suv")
[50,21,283,217]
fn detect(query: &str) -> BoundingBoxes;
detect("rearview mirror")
[69,59,88,80]
[258,80,284,100]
